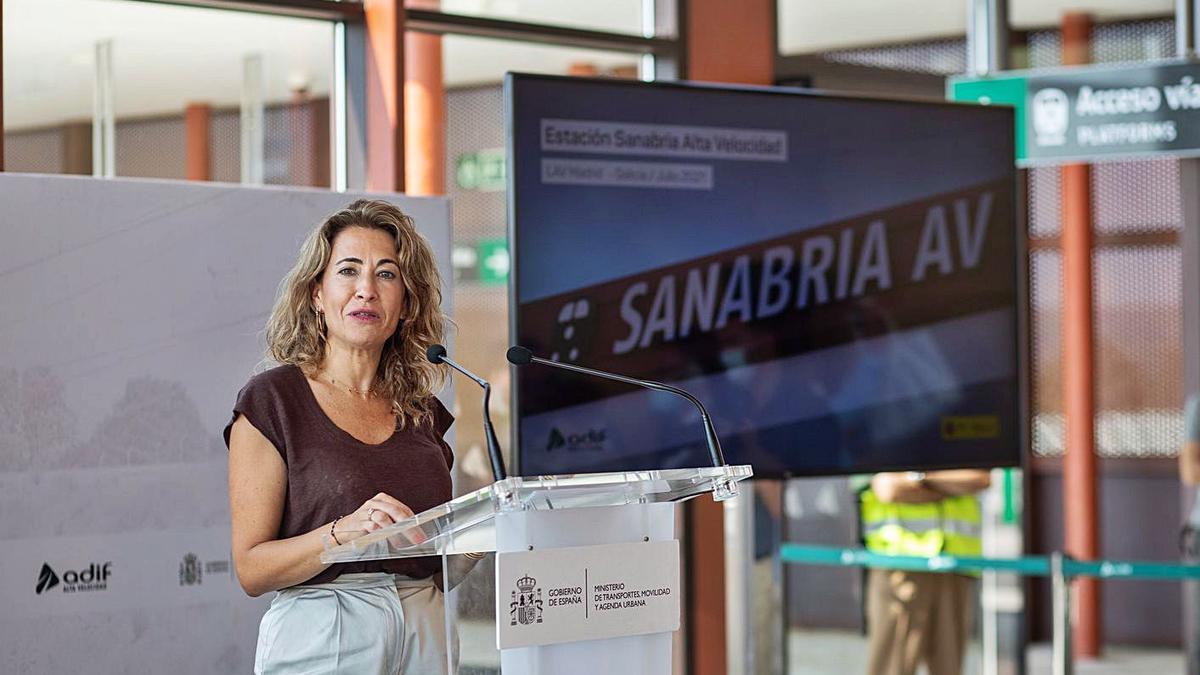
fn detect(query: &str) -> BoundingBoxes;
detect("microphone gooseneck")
[427,343,507,481]
[506,345,727,469]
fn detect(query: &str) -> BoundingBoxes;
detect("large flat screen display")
[508,74,1021,477]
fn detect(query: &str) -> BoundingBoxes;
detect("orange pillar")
[184,103,212,181]
[364,0,405,192]
[567,62,600,77]
[687,0,774,87]
[685,3,774,673]
[1060,11,1101,659]
[404,30,445,195]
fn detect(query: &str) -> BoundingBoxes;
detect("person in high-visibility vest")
[859,469,991,675]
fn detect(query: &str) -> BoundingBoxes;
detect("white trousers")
[255,573,451,675]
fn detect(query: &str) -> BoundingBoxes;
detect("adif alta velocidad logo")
[545,426,606,452]
[35,561,112,595]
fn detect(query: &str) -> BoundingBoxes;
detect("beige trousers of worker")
[866,568,974,675]
[255,573,452,675]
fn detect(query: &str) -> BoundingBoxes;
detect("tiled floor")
[1025,642,1184,674]
[458,620,1184,673]
[788,629,1183,674]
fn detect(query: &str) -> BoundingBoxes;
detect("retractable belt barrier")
[780,543,1200,580]
[779,543,1200,675]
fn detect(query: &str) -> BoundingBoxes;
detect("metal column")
[1,0,6,172]
[648,0,680,80]
[723,486,754,675]
[966,0,1009,75]
[1183,155,1200,675]
[1051,552,1073,675]
[241,54,265,185]
[966,4,1016,674]
[92,40,115,178]
[334,21,368,192]
[1179,0,1197,58]
[1179,6,1200,675]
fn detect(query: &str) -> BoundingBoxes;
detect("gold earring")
[316,308,327,341]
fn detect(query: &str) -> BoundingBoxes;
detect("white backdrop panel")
[0,174,452,673]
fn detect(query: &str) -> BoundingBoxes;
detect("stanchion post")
[1051,551,1074,675]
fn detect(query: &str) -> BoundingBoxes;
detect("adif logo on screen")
[35,561,112,595]
[546,427,606,452]
[1032,88,1070,147]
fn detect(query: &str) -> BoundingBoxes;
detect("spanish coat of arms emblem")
[510,574,543,626]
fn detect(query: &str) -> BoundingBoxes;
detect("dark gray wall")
[1029,459,1182,647]
[783,477,865,630]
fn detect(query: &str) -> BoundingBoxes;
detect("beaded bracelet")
[330,516,345,546]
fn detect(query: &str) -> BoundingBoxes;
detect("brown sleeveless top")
[223,364,454,586]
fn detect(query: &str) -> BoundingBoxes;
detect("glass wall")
[429,26,652,675]
[774,1,1188,667]
[3,0,667,470]
[437,33,642,494]
[777,0,966,56]
[408,0,653,37]
[3,0,333,185]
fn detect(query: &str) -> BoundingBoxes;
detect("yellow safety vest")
[860,488,982,558]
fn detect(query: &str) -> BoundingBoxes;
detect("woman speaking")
[224,199,455,674]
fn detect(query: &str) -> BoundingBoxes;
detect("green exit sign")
[477,238,509,286]
[455,149,506,191]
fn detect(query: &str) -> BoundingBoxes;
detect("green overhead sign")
[949,75,1028,161]
[950,58,1200,166]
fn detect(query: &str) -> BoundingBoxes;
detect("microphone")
[506,345,728,469]
[427,344,507,481]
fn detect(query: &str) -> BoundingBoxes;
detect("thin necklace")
[323,374,378,397]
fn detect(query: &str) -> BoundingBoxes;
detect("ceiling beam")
[128,0,363,21]
[405,9,677,56]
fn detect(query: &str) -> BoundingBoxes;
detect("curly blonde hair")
[265,199,447,429]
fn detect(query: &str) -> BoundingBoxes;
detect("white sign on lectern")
[497,539,680,649]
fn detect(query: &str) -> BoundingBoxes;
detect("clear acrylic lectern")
[322,465,753,675]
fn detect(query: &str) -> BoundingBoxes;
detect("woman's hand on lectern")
[334,492,415,543]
